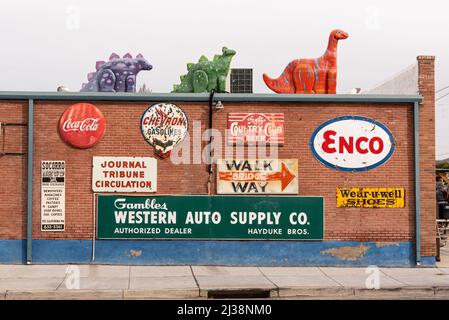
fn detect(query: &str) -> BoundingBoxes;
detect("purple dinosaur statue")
[80,53,152,92]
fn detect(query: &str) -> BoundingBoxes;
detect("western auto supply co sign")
[96,195,324,240]
[140,103,188,158]
[336,188,405,208]
[227,113,284,144]
[217,159,298,194]
[310,116,395,171]
[92,157,157,192]
[59,103,106,149]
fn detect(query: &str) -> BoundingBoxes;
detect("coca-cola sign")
[58,103,106,149]
[227,113,284,144]
[62,118,100,132]
[140,103,188,158]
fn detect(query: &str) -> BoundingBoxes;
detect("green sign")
[96,195,324,240]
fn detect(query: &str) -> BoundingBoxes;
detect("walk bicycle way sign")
[96,195,324,240]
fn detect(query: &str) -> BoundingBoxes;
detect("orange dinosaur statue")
[263,29,348,94]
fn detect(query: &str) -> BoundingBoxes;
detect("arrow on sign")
[219,162,296,191]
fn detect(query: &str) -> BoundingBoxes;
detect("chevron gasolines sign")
[310,116,395,171]
[217,159,298,194]
[140,103,188,159]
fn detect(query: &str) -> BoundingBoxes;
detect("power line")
[437,153,449,160]
[437,86,449,94]
[436,91,449,102]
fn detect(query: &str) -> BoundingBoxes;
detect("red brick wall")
[0,58,436,258]
[0,100,416,243]
[0,101,27,239]
[213,103,415,242]
[418,56,436,257]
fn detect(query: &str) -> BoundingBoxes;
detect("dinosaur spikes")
[180,75,186,81]
[123,53,133,59]
[109,53,120,60]
[187,63,194,71]
[87,72,95,81]
[198,55,208,63]
[136,53,144,58]
[95,61,105,71]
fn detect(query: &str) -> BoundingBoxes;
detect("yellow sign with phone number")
[336,188,405,208]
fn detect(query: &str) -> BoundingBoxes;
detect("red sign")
[58,103,106,149]
[227,113,284,144]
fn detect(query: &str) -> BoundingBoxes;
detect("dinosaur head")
[135,54,153,71]
[331,29,349,40]
[222,47,237,57]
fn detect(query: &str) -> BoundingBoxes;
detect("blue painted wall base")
[0,240,435,267]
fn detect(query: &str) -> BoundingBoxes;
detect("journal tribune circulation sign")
[310,116,395,171]
[92,157,157,192]
[96,195,324,240]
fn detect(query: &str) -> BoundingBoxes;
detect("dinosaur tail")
[263,62,295,94]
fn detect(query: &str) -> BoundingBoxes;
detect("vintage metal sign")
[96,195,324,240]
[41,161,65,231]
[92,157,157,192]
[217,159,298,194]
[336,188,405,208]
[310,116,395,171]
[58,103,106,149]
[227,113,284,144]
[140,103,188,158]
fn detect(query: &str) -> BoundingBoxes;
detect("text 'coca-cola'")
[58,103,106,149]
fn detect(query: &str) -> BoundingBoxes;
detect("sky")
[0,0,449,158]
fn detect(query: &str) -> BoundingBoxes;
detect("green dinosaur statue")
[172,47,236,93]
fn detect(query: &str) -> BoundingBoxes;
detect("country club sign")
[227,113,284,144]
[310,116,395,171]
[217,159,298,194]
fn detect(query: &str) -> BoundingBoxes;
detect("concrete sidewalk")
[0,265,449,299]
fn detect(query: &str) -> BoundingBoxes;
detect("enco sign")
[310,116,395,171]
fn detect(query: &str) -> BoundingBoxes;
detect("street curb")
[4,289,201,300]
[277,287,353,298]
[277,287,449,299]
[354,287,435,299]
[3,287,449,300]
[123,289,200,299]
[5,290,123,300]
[435,286,449,298]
